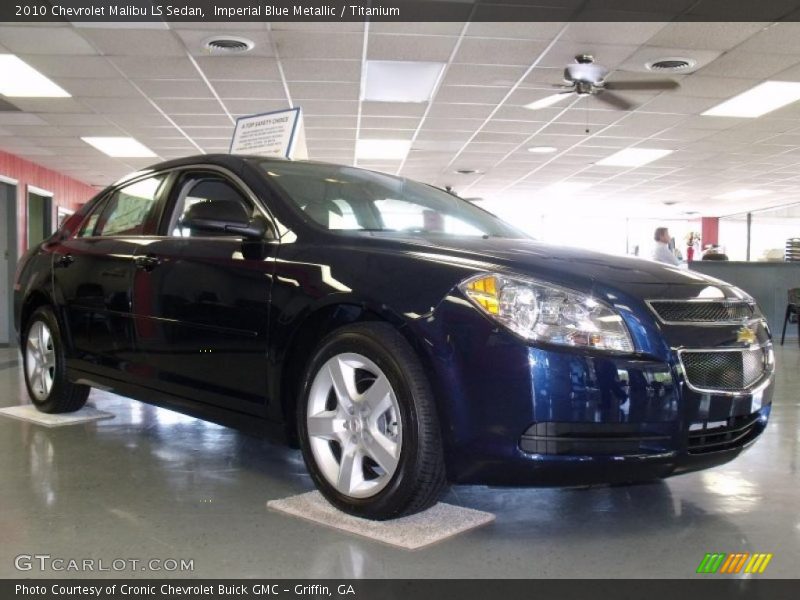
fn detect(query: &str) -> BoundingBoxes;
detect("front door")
[131,171,276,415]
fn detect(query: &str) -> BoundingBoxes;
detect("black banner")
[4,579,800,600]
[4,0,800,23]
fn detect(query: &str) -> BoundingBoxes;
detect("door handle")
[56,254,74,268]
[134,254,161,272]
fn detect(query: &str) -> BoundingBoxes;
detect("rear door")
[53,173,169,378]
[131,168,277,415]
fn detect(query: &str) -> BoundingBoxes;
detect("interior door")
[27,189,52,247]
[131,170,277,415]
[53,174,168,377]
[0,181,17,346]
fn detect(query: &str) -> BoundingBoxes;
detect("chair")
[780,288,800,345]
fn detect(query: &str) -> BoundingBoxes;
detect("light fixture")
[596,148,672,167]
[81,137,157,158]
[702,81,800,118]
[524,93,569,110]
[528,146,558,154]
[355,139,411,160]
[363,61,445,103]
[713,189,773,201]
[455,169,483,175]
[0,55,70,98]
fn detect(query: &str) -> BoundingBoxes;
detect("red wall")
[701,216,720,247]
[0,150,97,255]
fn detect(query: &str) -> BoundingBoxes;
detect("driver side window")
[169,174,254,237]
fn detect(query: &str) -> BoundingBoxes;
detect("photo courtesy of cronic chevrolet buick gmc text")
[14,155,775,520]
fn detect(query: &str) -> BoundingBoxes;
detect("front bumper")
[413,294,774,486]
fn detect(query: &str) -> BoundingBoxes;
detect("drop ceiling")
[2,19,800,217]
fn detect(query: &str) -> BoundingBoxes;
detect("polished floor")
[0,345,798,579]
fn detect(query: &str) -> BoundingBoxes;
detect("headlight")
[459,274,634,353]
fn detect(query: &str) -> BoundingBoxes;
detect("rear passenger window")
[92,175,167,237]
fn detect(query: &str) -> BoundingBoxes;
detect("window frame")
[72,170,174,240]
[157,166,278,241]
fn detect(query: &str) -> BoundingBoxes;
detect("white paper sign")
[229,107,307,159]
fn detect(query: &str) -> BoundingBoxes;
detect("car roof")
[111,154,349,188]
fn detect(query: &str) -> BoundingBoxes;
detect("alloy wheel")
[26,320,56,402]
[306,352,403,499]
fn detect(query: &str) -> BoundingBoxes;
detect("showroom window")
[84,175,167,237]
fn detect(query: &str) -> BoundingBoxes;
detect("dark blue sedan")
[14,155,775,519]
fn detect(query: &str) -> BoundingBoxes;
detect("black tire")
[297,322,447,520]
[22,306,90,414]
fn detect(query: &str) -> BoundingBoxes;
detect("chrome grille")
[679,348,767,392]
[648,300,755,324]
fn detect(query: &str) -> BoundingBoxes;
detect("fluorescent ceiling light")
[528,146,557,154]
[702,81,800,118]
[524,93,569,110]
[0,55,70,98]
[713,189,773,201]
[363,61,445,103]
[82,137,156,158]
[355,139,411,160]
[596,148,672,167]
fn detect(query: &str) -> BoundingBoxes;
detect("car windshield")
[256,160,526,239]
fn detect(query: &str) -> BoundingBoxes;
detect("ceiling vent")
[645,58,696,73]
[202,36,255,55]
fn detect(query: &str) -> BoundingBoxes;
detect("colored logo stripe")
[697,553,726,573]
[745,553,773,574]
[696,553,773,574]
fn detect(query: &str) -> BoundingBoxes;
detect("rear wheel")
[298,322,447,520]
[23,306,89,413]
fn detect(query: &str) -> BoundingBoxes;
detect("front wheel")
[23,306,89,413]
[297,323,447,520]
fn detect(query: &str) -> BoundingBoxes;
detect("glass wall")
[719,203,800,262]
[475,201,699,258]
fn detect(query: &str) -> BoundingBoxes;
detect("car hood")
[356,234,737,298]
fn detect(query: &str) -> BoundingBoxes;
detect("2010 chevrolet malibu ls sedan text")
[14,155,775,519]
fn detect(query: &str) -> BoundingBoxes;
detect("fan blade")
[604,80,679,91]
[524,91,575,110]
[595,91,634,111]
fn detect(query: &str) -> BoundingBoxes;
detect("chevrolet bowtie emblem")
[736,325,757,345]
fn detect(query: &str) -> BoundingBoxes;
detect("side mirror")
[181,200,272,240]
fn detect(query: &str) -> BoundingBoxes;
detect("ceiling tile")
[193,56,282,81]
[646,22,768,51]
[134,79,213,99]
[78,29,186,57]
[699,49,800,79]
[281,59,361,82]
[111,56,198,79]
[290,82,359,101]
[0,26,97,55]
[271,31,362,60]
[55,78,139,98]
[368,34,458,62]
[454,38,550,66]
[561,21,667,45]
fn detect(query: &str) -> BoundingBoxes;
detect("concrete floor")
[0,345,797,579]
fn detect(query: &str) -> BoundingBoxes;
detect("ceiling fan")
[527,54,680,111]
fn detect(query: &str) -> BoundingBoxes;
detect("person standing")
[651,227,681,266]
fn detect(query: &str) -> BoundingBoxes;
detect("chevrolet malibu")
[14,155,775,520]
